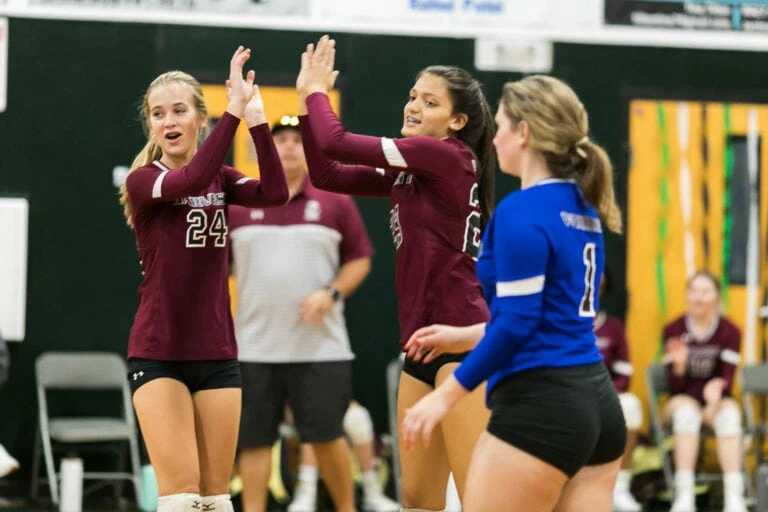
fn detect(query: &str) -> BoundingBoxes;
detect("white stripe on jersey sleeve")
[236,177,253,185]
[612,361,634,376]
[152,160,171,171]
[720,349,741,365]
[152,170,170,199]
[496,275,545,297]
[381,138,407,168]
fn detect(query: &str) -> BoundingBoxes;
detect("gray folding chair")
[30,352,141,505]
[646,363,676,493]
[740,364,768,465]
[647,362,753,500]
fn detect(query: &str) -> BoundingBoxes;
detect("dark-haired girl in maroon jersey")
[297,35,494,511]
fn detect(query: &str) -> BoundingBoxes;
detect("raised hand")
[296,35,340,100]
[665,337,689,376]
[226,46,255,119]
[244,84,266,128]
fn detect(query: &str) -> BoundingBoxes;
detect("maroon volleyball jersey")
[125,113,288,360]
[302,93,489,345]
[593,312,632,393]
[663,314,741,402]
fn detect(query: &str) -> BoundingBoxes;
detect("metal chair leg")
[41,431,59,504]
[29,423,41,501]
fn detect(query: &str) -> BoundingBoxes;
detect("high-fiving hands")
[297,35,340,112]
[225,46,266,127]
[225,46,255,118]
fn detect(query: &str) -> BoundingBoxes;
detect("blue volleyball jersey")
[454,179,604,401]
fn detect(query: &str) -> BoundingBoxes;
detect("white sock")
[723,471,744,497]
[297,464,319,484]
[157,493,202,512]
[363,469,380,496]
[201,494,234,512]
[615,469,632,493]
[675,470,694,491]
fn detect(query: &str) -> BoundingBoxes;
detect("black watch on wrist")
[325,286,342,302]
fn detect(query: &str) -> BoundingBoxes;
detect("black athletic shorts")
[403,352,469,387]
[238,361,352,449]
[127,358,241,395]
[487,362,626,478]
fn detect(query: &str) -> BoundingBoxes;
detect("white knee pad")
[618,392,643,430]
[157,493,202,512]
[714,407,742,437]
[344,404,374,445]
[673,404,702,435]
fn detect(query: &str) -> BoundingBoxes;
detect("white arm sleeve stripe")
[612,361,634,376]
[381,138,407,168]
[496,275,545,297]
[721,349,741,365]
[235,177,253,185]
[151,170,170,199]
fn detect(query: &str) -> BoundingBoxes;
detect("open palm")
[297,35,339,97]
[228,46,255,109]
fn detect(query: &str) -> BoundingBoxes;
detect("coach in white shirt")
[229,115,373,512]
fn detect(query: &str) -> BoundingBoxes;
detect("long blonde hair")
[499,75,622,233]
[120,71,208,227]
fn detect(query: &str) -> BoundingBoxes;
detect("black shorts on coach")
[238,361,352,449]
[487,362,627,477]
[127,358,241,395]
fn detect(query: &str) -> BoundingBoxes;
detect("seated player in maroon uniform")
[593,273,642,511]
[296,36,494,510]
[662,270,746,512]
[118,47,288,512]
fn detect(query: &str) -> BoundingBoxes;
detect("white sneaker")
[670,491,696,512]
[612,489,641,511]
[0,445,19,478]
[287,482,316,512]
[362,490,400,512]
[723,493,747,512]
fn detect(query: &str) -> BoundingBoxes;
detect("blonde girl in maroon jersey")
[120,47,288,512]
[663,270,745,512]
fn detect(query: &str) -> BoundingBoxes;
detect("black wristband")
[325,286,342,302]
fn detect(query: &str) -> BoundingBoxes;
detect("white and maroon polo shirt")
[229,177,374,362]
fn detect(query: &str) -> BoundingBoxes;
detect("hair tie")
[575,136,589,159]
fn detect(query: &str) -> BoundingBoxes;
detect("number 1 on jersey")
[579,242,597,317]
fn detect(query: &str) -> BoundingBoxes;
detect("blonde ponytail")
[500,75,623,233]
[579,142,622,234]
[120,139,163,227]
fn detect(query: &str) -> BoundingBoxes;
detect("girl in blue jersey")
[403,75,626,511]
